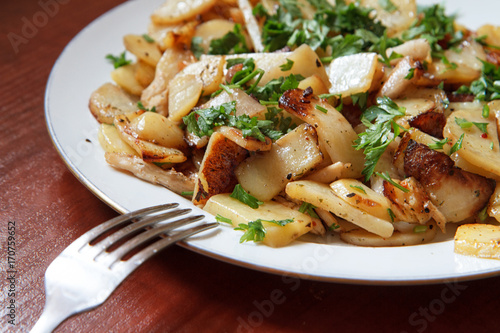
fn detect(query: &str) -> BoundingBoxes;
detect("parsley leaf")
[235,221,267,243]
[216,214,233,225]
[402,4,463,55]
[354,97,406,181]
[455,117,489,134]
[230,185,263,209]
[280,58,294,71]
[137,101,156,112]
[142,34,155,43]
[376,172,409,193]
[299,202,319,218]
[191,36,205,60]
[183,101,289,141]
[450,133,465,154]
[209,24,250,55]
[428,137,449,150]
[105,51,131,69]
[457,60,500,101]
[235,219,295,243]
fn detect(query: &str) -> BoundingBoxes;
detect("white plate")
[45,0,500,284]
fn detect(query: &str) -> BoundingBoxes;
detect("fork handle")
[30,298,76,333]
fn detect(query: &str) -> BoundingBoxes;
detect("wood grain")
[1,0,500,332]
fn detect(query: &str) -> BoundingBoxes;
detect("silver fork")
[30,203,218,333]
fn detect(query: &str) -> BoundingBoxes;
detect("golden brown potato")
[193,132,249,205]
[235,124,323,201]
[89,82,139,124]
[455,224,500,260]
[151,0,217,25]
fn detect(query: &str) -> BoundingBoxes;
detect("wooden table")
[2,1,500,332]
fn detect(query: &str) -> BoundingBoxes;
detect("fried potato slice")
[359,0,417,37]
[330,179,393,221]
[216,126,272,152]
[204,194,313,247]
[235,124,323,201]
[151,0,217,25]
[328,53,379,96]
[444,106,500,177]
[104,152,195,195]
[455,224,500,260]
[141,47,194,116]
[98,123,137,155]
[89,82,139,124]
[127,111,186,149]
[279,88,365,176]
[193,132,248,205]
[111,63,144,96]
[123,34,162,67]
[286,180,394,238]
[114,113,186,163]
[341,222,437,247]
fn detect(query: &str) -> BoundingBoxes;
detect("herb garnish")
[183,101,286,141]
[428,137,449,150]
[137,101,156,112]
[354,96,406,181]
[209,24,250,55]
[235,219,295,243]
[299,202,319,218]
[142,34,155,43]
[450,133,465,154]
[258,0,389,56]
[402,4,463,56]
[105,51,131,69]
[230,184,263,209]
[456,60,500,101]
[376,172,409,193]
[455,117,489,134]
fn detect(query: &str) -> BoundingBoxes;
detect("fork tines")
[69,204,218,270]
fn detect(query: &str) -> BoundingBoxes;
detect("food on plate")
[89,0,500,253]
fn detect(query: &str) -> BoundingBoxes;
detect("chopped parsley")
[105,51,131,69]
[450,133,465,154]
[137,101,156,112]
[315,105,328,113]
[235,219,295,243]
[329,223,340,231]
[280,58,294,71]
[182,101,287,141]
[354,97,406,181]
[456,60,500,101]
[350,184,367,194]
[142,34,155,43]
[455,117,489,134]
[190,36,205,60]
[258,0,390,56]
[402,4,463,56]
[376,172,409,193]
[387,208,396,222]
[230,184,263,209]
[483,105,490,118]
[428,137,449,150]
[299,202,319,218]
[209,24,250,55]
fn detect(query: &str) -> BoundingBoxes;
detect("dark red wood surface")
[1,1,500,332]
